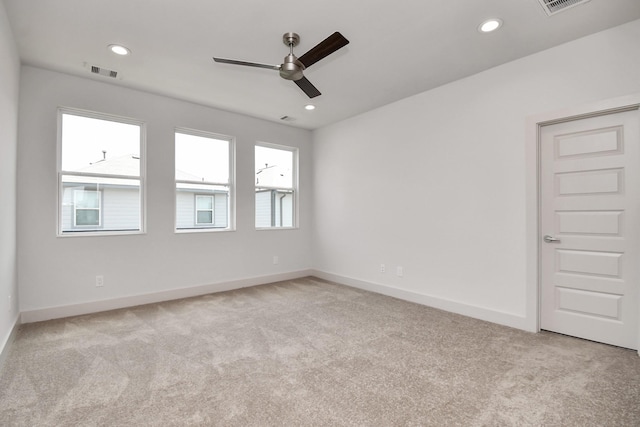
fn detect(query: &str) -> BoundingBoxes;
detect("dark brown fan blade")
[213,57,280,71]
[294,76,321,98]
[298,32,349,68]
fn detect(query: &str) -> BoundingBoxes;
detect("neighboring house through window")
[175,129,234,231]
[58,108,145,235]
[255,143,297,228]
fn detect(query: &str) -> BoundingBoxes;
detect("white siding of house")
[176,191,228,229]
[255,190,272,228]
[213,194,228,227]
[255,190,293,228]
[102,188,140,230]
[175,192,192,229]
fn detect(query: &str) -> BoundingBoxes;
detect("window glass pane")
[76,210,100,226]
[255,146,293,188]
[62,114,140,175]
[75,190,99,208]
[196,211,213,224]
[176,133,229,183]
[196,195,213,209]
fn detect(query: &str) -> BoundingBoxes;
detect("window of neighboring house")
[175,129,234,231]
[255,143,297,229]
[58,108,145,235]
[73,189,101,226]
[195,195,214,225]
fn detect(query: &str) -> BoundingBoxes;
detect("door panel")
[556,249,622,278]
[555,126,622,158]
[556,287,621,319]
[555,168,623,196]
[556,210,622,236]
[540,108,639,349]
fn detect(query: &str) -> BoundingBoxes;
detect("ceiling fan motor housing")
[280,54,305,81]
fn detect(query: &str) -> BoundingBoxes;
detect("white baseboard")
[312,270,533,332]
[21,269,313,324]
[0,315,21,372]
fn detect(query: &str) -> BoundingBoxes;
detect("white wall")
[312,19,640,331]
[17,66,313,318]
[0,1,20,355]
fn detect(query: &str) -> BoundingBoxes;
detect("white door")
[540,107,640,350]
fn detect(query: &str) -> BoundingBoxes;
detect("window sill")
[175,227,235,234]
[255,226,299,231]
[57,230,145,238]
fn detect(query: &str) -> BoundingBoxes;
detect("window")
[58,109,144,235]
[73,190,101,226]
[175,130,233,231]
[195,195,214,225]
[255,143,297,228]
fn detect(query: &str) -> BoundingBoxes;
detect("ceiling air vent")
[537,0,591,16]
[88,64,118,78]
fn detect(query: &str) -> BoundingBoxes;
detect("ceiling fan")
[213,32,349,98]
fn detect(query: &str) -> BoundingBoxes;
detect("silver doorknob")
[543,235,561,243]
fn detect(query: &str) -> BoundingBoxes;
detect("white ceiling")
[4,0,640,130]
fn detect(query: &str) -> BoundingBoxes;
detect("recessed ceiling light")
[304,104,316,111]
[478,18,503,33]
[108,44,131,56]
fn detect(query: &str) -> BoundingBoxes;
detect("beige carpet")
[1,277,639,426]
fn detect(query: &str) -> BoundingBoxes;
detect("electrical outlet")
[380,264,386,273]
[95,275,104,287]
[273,255,279,265]
[396,266,404,277]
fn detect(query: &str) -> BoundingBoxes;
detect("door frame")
[525,93,640,354]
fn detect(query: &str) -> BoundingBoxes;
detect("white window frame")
[255,142,298,230]
[73,189,102,227]
[174,128,235,233]
[57,107,146,237]
[195,194,214,226]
